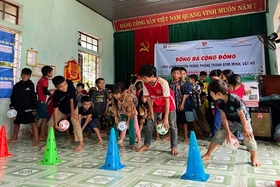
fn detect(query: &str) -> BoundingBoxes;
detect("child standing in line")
[9,68,39,146]
[101,89,114,137]
[76,83,85,107]
[79,96,103,144]
[91,78,109,131]
[200,92,209,116]
[180,67,187,82]
[36,65,55,141]
[111,82,136,149]
[188,74,211,138]
[197,71,209,93]
[137,64,179,156]
[202,80,260,167]
[169,67,189,142]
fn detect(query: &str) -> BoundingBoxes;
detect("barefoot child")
[112,82,136,149]
[9,68,39,146]
[79,96,102,144]
[169,67,189,142]
[36,65,54,141]
[202,80,260,167]
[137,64,179,155]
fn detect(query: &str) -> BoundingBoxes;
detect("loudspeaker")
[250,107,273,139]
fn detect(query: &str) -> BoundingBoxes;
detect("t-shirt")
[76,93,84,107]
[143,77,176,113]
[36,76,49,102]
[169,80,185,109]
[182,81,193,111]
[227,84,245,99]
[91,89,109,115]
[79,106,98,121]
[53,80,78,114]
[218,93,250,123]
[201,100,209,115]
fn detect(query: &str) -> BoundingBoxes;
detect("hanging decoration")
[64,59,81,82]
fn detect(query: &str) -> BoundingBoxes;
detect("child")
[137,90,148,136]
[221,69,234,82]
[79,96,102,144]
[227,74,245,144]
[76,83,85,107]
[180,67,187,82]
[197,71,209,93]
[227,74,245,99]
[101,89,114,136]
[36,65,54,141]
[111,82,136,149]
[169,67,189,142]
[137,64,179,155]
[9,68,39,146]
[202,80,260,167]
[188,74,211,138]
[200,92,209,116]
[91,78,109,130]
[42,76,84,152]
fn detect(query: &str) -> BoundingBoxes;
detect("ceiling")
[77,0,236,21]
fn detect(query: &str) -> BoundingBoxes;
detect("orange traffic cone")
[0,125,13,158]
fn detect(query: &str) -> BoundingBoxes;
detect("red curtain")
[134,26,169,74]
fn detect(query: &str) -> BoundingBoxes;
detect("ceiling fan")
[257,32,280,51]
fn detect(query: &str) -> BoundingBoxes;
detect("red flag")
[134,26,168,74]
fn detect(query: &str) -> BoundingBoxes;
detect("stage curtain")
[134,26,169,74]
[168,13,270,74]
[114,31,134,87]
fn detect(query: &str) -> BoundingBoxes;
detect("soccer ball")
[7,109,17,118]
[156,123,168,135]
[59,120,70,131]
[117,121,127,131]
[224,135,239,150]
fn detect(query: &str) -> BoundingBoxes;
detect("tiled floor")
[1,132,280,187]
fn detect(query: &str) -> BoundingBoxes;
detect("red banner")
[134,26,168,74]
[64,59,81,82]
[114,0,266,32]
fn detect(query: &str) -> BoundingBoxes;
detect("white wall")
[0,0,114,138]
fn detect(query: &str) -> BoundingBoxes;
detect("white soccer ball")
[224,135,239,150]
[7,109,17,118]
[156,123,168,135]
[117,121,127,131]
[59,120,70,131]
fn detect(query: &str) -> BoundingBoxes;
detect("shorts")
[14,112,36,124]
[36,101,49,119]
[212,120,257,151]
[176,110,187,124]
[81,118,98,132]
[185,109,198,122]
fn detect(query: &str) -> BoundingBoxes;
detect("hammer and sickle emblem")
[140,41,150,52]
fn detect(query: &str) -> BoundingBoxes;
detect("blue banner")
[0,30,15,63]
[0,67,13,98]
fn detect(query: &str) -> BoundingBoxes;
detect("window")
[0,27,21,83]
[78,32,99,52]
[0,1,19,25]
[78,52,100,89]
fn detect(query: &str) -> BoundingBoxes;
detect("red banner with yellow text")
[134,26,168,74]
[114,0,266,32]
